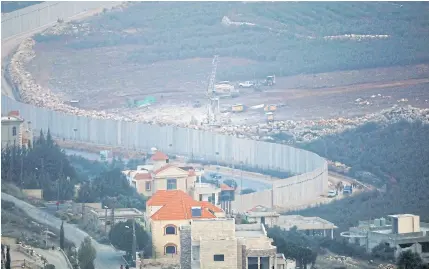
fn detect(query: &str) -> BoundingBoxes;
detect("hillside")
[294,121,429,231]
[33,2,429,80]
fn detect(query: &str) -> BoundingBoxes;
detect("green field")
[35,2,429,79]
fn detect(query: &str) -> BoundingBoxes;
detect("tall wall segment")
[1,1,328,212]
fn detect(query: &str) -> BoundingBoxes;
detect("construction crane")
[206,55,219,124]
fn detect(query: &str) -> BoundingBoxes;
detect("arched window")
[12,126,17,136]
[164,225,176,235]
[165,244,177,254]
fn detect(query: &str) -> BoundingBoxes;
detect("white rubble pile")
[38,21,92,37]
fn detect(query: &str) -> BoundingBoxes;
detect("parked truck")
[214,83,239,98]
[343,185,353,195]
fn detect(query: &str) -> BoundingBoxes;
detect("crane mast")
[206,55,219,124]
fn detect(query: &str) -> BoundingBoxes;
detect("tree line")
[1,130,77,201]
[1,129,146,210]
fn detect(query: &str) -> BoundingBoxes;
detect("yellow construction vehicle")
[264,104,277,112]
[231,104,244,113]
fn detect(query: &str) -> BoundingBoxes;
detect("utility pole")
[104,206,108,234]
[58,159,63,208]
[40,158,45,189]
[45,228,48,248]
[132,218,137,264]
[20,155,23,189]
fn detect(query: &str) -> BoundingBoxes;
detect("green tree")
[267,226,317,269]
[60,221,65,250]
[397,250,423,269]
[78,237,96,269]
[371,242,395,261]
[109,220,152,257]
[1,129,78,201]
[5,245,11,269]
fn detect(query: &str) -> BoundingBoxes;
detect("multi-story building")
[123,151,198,197]
[179,218,294,269]
[145,190,225,259]
[341,214,429,263]
[1,111,33,149]
[123,151,236,214]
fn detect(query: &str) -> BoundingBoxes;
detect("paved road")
[34,248,70,269]
[2,192,124,269]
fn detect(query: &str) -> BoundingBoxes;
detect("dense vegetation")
[267,226,318,269]
[35,2,429,79]
[294,121,429,231]
[1,130,77,201]
[109,220,151,258]
[1,1,43,13]
[1,130,146,209]
[70,157,147,210]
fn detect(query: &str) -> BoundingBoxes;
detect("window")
[199,194,203,201]
[213,254,224,261]
[145,182,151,191]
[12,126,17,136]
[165,244,176,254]
[191,206,202,217]
[165,225,176,235]
[167,178,177,190]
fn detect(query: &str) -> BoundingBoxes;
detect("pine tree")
[38,130,45,145]
[46,129,54,147]
[78,237,96,269]
[60,221,65,250]
[5,245,11,269]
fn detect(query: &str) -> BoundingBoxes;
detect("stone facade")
[180,226,191,269]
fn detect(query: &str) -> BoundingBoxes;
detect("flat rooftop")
[94,208,143,218]
[235,224,265,238]
[277,215,337,230]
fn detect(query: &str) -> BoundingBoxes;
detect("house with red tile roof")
[146,190,225,259]
[123,151,198,197]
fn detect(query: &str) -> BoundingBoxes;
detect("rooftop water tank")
[374,218,381,227]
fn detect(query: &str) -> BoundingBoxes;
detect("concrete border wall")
[1,1,119,40]
[1,1,328,213]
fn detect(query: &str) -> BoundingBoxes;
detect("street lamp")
[73,128,78,141]
[104,206,109,234]
[125,219,137,265]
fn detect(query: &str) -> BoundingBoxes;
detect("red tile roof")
[220,183,235,191]
[134,173,152,180]
[148,190,222,221]
[200,201,223,213]
[153,164,189,176]
[151,151,169,161]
